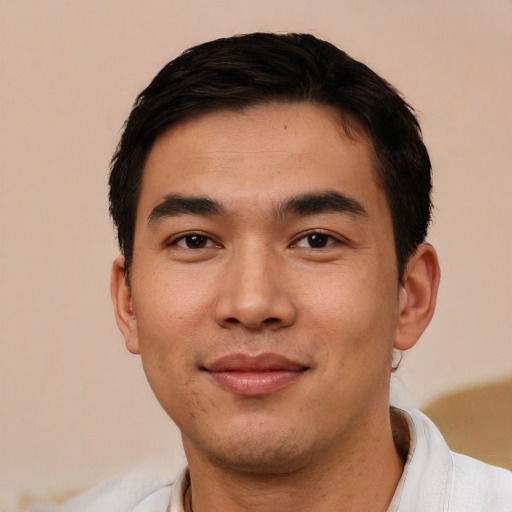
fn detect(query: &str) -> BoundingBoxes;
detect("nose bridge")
[214,240,296,330]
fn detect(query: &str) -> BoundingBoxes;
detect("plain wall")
[1,0,511,509]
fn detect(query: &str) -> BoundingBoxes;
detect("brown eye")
[294,232,338,248]
[175,234,213,248]
[307,233,330,248]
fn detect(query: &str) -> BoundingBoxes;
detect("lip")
[203,353,309,396]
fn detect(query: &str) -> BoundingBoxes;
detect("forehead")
[137,102,386,221]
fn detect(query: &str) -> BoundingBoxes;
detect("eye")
[293,232,339,249]
[172,234,217,249]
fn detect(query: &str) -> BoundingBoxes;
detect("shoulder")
[404,409,512,512]
[22,468,176,512]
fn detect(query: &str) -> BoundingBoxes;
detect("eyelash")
[167,231,343,250]
[167,233,220,249]
[291,231,343,249]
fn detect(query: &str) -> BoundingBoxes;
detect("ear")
[393,243,440,351]
[110,256,141,354]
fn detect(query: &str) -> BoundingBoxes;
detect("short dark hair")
[109,32,432,281]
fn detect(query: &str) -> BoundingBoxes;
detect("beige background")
[1,0,511,509]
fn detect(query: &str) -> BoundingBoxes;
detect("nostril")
[223,316,282,328]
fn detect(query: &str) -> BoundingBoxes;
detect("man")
[41,33,511,511]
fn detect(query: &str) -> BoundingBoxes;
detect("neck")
[182,408,409,512]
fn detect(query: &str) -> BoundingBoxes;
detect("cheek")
[303,265,399,361]
[129,274,214,400]
[132,277,208,418]
[134,269,216,340]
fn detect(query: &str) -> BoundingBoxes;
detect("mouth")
[202,353,310,396]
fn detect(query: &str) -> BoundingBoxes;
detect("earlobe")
[393,243,440,351]
[110,257,141,354]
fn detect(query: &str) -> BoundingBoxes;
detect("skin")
[111,102,440,512]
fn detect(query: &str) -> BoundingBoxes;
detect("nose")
[213,246,297,331]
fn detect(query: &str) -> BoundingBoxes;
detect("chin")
[187,422,317,475]
[208,443,309,475]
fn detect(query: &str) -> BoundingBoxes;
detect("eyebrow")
[147,190,367,226]
[147,194,225,225]
[274,190,368,220]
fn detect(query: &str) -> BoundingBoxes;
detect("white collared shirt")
[387,409,512,511]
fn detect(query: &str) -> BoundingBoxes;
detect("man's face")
[118,103,406,472]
